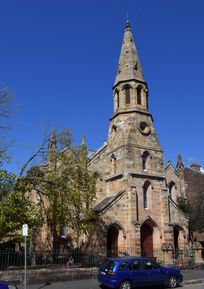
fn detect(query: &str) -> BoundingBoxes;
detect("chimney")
[190,163,201,172]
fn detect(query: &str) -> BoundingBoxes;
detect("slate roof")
[94,190,126,214]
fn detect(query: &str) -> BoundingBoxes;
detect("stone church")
[88,21,189,259]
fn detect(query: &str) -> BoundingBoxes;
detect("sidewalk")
[182,269,204,285]
[16,271,204,289]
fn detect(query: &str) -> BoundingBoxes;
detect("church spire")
[114,21,144,86]
[176,153,184,176]
[112,21,148,114]
[81,135,86,147]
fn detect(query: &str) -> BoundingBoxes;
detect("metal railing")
[0,248,105,270]
[0,247,203,270]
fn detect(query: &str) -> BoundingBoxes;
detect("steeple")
[81,135,86,147]
[112,21,148,115]
[114,21,144,86]
[176,153,184,176]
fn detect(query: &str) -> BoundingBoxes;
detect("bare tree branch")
[18,136,49,178]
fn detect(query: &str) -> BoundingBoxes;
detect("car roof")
[105,256,154,262]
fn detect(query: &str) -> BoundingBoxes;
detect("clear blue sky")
[1,0,204,174]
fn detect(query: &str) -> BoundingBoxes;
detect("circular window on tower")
[139,121,151,136]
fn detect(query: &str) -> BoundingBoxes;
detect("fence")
[0,247,203,270]
[0,248,105,270]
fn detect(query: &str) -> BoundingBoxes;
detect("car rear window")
[100,259,116,271]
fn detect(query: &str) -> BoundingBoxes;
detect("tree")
[0,188,41,240]
[0,129,97,249]
[0,170,16,201]
[21,130,98,250]
[0,96,43,242]
[0,172,42,241]
[177,196,190,214]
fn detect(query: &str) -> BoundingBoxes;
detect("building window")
[169,181,176,200]
[137,86,142,105]
[125,86,130,104]
[142,151,149,171]
[143,181,150,209]
[144,190,148,209]
[116,91,120,108]
[110,154,117,174]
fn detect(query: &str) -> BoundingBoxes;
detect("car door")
[126,260,147,287]
[141,260,166,286]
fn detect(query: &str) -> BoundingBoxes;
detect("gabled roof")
[94,190,126,214]
[168,197,189,219]
[165,161,179,177]
[88,141,107,162]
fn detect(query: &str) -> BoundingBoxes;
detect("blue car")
[0,282,18,289]
[97,256,183,289]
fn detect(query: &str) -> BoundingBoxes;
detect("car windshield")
[100,259,116,271]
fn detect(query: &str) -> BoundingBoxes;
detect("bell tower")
[107,21,164,179]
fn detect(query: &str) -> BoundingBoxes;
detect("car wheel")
[119,280,132,289]
[167,275,178,288]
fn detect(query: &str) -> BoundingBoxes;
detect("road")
[18,279,204,289]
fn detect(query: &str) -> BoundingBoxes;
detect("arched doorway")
[141,222,153,257]
[173,225,179,250]
[173,225,183,260]
[107,224,120,257]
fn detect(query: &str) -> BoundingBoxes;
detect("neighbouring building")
[184,163,204,248]
[88,21,189,259]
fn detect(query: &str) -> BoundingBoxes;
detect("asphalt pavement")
[17,279,204,289]
[16,269,204,289]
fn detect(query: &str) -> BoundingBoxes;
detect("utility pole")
[22,224,28,289]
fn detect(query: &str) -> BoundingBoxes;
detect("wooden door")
[107,226,119,257]
[141,223,153,257]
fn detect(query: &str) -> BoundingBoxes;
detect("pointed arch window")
[144,190,148,209]
[142,151,149,171]
[125,86,130,104]
[143,181,150,209]
[136,86,142,105]
[110,154,117,174]
[115,90,120,109]
[168,181,176,200]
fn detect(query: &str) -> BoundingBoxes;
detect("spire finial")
[176,153,184,174]
[81,135,86,146]
[125,20,130,30]
[125,13,131,30]
[126,12,129,23]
